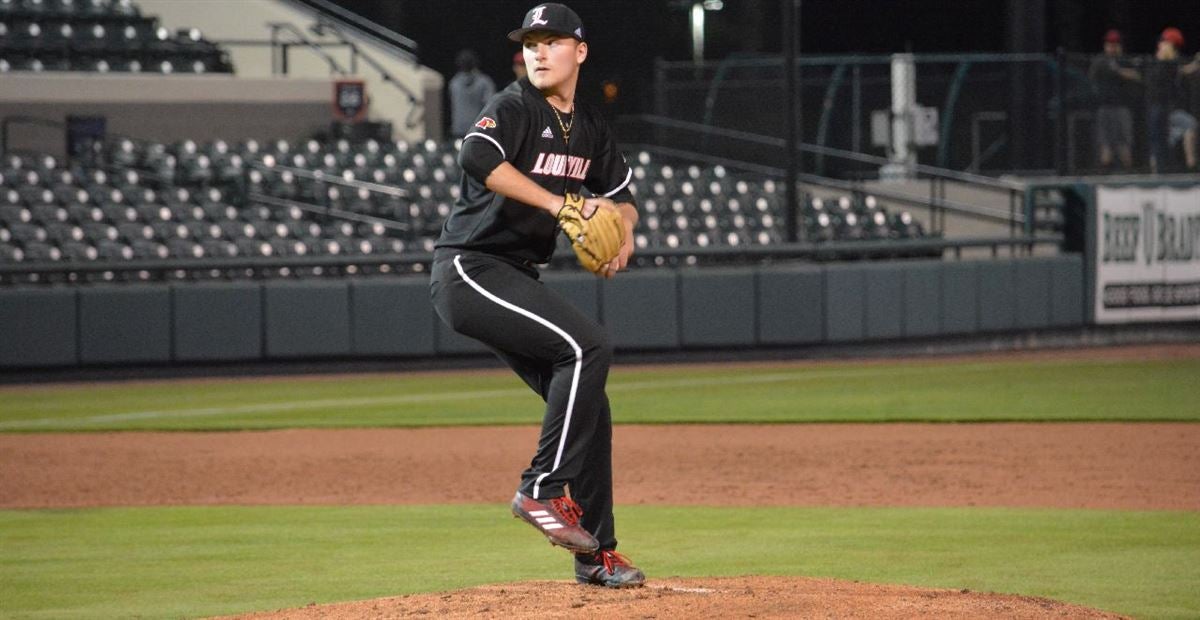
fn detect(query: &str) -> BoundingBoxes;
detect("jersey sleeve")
[461,94,527,163]
[583,117,636,205]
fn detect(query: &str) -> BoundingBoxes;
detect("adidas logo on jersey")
[541,126,554,139]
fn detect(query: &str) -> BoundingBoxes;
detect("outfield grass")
[1,505,1197,619]
[1,357,1198,431]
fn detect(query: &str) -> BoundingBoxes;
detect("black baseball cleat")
[575,550,646,588]
[511,492,600,554]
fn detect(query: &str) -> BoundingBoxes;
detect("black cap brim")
[507,27,581,42]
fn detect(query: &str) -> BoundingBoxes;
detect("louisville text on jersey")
[530,152,592,181]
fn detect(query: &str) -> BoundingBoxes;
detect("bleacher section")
[0,0,232,74]
[0,136,929,284]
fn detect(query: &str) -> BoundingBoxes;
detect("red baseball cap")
[513,51,524,65]
[1161,27,1184,49]
[1103,29,1121,44]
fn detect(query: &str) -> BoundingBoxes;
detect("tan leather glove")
[557,193,625,276]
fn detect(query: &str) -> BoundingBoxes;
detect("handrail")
[305,19,423,129]
[286,0,418,60]
[814,63,849,175]
[656,52,1059,72]
[267,22,349,76]
[624,114,1027,191]
[624,142,1023,224]
[253,22,421,129]
[0,252,434,276]
[252,162,409,198]
[249,193,411,233]
[0,236,1062,277]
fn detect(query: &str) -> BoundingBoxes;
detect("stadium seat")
[79,220,117,242]
[115,221,152,243]
[44,221,83,245]
[31,203,68,224]
[60,239,98,260]
[0,133,942,277]
[130,238,166,258]
[0,205,33,225]
[891,211,923,238]
[199,238,236,258]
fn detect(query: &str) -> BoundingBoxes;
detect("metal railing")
[617,114,1031,237]
[287,0,418,61]
[218,21,423,130]
[654,51,1200,177]
[1,235,1062,281]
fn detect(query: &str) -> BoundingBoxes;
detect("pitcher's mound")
[234,576,1125,619]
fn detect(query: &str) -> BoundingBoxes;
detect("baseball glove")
[557,193,625,276]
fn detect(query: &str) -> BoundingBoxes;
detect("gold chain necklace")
[550,104,573,145]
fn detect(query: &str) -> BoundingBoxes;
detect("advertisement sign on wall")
[1094,185,1200,323]
[333,80,368,123]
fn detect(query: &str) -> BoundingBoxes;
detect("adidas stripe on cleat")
[511,491,599,553]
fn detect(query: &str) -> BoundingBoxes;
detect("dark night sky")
[331,0,1199,115]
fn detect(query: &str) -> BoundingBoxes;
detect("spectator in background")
[1145,27,1200,172]
[448,50,496,138]
[1088,30,1139,171]
[511,50,528,84]
[1186,48,1200,143]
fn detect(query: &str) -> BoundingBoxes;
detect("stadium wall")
[0,255,1086,369]
[0,73,332,158]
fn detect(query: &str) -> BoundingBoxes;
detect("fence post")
[1054,47,1067,175]
[783,0,799,242]
[653,57,666,118]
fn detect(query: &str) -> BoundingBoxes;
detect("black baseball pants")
[430,249,617,553]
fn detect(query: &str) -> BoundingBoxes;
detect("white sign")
[870,110,890,148]
[1094,185,1200,323]
[913,105,939,146]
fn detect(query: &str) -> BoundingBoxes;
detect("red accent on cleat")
[510,492,599,554]
[575,550,646,588]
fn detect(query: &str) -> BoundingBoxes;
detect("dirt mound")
[229,576,1125,619]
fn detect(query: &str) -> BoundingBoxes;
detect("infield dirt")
[3,424,1187,619]
[5,344,1195,618]
[2,422,1197,511]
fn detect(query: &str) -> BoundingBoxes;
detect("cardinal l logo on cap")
[508,3,585,42]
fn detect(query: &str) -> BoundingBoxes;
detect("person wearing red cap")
[1146,27,1200,171]
[511,50,528,84]
[1088,29,1139,170]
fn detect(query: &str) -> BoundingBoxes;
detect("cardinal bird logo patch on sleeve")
[475,117,497,130]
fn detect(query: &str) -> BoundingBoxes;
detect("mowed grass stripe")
[1,357,1197,430]
[1,505,1197,619]
[0,364,1009,427]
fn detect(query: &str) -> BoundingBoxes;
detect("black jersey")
[436,78,635,264]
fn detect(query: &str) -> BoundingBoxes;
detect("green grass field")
[2,357,1198,431]
[1,354,1198,619]
[2,506,1198,619]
